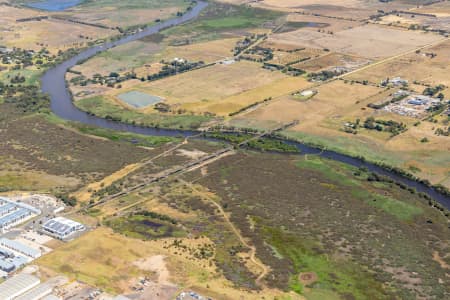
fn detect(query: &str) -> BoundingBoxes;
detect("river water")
[39,1,450,209]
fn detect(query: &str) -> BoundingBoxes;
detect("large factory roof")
[42,217,84,238]
[0,273,40,300]
[0,208,31,227]
[15,282,53,300]
[0,238,41,258]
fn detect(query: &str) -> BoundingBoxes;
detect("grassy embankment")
[205,132,299,153]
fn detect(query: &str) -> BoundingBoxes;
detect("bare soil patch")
[298,272,318,286]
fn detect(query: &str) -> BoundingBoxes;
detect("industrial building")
[42,217,85,239]
[0,238,41,259]
[15,282,53,300]
[0,273,40,300]
[0,197,41,233]
[42,295,61,300]
[0,238,41,274]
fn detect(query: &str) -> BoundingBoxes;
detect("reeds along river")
[39,1,450,210]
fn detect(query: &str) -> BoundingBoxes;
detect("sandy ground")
[130,255,179,300]
[134,255,171,284]
[176,149,207,160]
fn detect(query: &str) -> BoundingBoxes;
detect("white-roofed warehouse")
[0,273,40,300]
[42,217,85,239]
[0,197,41,233]
[0,238,41,259]
[15,282,53,300]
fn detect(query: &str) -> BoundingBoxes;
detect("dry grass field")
[375,12,450,32]
[225,0,422,20]
[268,24,442,59]
[345,38,450,86]
[35,0,191,29]
[268,48,324,66]
[54,6,182,29]
[293,52,371,72]
[0,6,114,52]
[231,80,382,128]
[413,1,450,16]
[37,202,297,299]
[285,13,362,32]
[71,37,238,79]
[157,37,238,63]
[108,60,311,116]
[71,40,163,76]
[231,77,450,186]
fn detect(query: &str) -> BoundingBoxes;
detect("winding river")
[40,1,450,209]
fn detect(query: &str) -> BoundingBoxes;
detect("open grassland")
[345,39,450,86]
[72,37,238,79]
[268,24,443,59]
[75,95,213,129]
[0,159,80,192]
[116,61,310,116]
[185,151,450,299]
[413,1,450,16]
[0,5,113,52]
[231,0,423,20]
[72,40,163,76]
[161,2,283,42]
[135,61,283,106]
[267,47,325,66]
[0,68,43,86]
[294,52,371,72]
[36,228,158,293]
[40,180,298,299]
[47,0,191,29]
[0,104,157,192]
[230,78,450,187]
[283,129,450,186]
[155,37,238,63]
[234,80,382,129]
[285,13,362,32]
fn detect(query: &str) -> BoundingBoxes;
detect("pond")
[117,91,164,108]
[26,0,82,11]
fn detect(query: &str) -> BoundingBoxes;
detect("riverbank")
[37,0,450,210]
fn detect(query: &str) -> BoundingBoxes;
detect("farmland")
[231,78,450,186]
[129,60,310,116]
[63,0,450,187]
[345,39,450,86]
[267,24,442,59]
[1,0,450,299]
[0,5,113,53]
